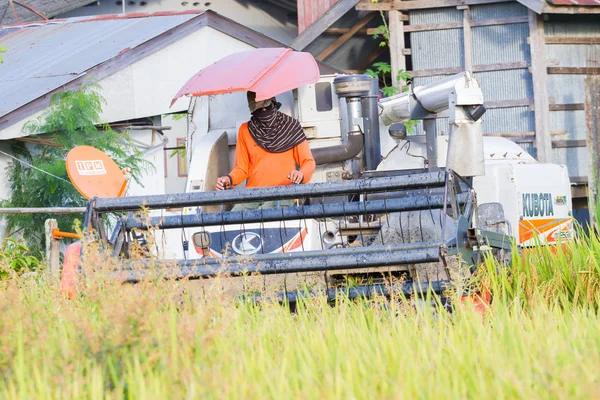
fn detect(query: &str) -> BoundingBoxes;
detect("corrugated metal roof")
[0,11,200,118]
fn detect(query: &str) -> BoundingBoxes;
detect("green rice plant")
[477,221,600,310]
[1,226,600,399]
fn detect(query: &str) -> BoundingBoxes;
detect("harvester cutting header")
[61,48,574,304]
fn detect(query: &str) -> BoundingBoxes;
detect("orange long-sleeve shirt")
[228,122,316,188]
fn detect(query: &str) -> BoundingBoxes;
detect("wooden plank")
[528,10,552,163]
[409,61,529,78]
[471,15,529,27]
[475,61,529,72]
[572,184,589,199]
[403,21,463,33]
[547,67,600,75]
[317,12,375,60]
[549,103,585,111]
[410,16,527,32]
[291,0,361,50]
[540,4,600,14]
[367,16,528,34]
[391,0,510,10]
[0,207,86,214]
[354,10,409,21]
[571,176,590,185]
[356,0,395,10]
[389,10,406,89]
[462,6,472,72]
[485,131,566,138]
[585,76,600,229]
[44,219,61,281]
[552,139,587,148]
[357,0,510,10]
[544,37,600,45]
[485,98,533,109]
[325,27,370,35]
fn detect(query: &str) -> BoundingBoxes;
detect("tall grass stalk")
[1,225,600,398]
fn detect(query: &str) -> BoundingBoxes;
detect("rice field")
[1,226,600,399]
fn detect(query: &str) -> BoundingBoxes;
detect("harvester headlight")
[322,231,337,246]
[388,122,407,140]
[192,231,211,256]
[467,105,486,121]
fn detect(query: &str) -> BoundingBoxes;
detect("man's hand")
[288,170,304,184]
[215,176,231,190]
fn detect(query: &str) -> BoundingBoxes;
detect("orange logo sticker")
[75,160,107,176]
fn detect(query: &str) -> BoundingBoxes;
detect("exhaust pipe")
[312,132,364,165]
[362,77,381,170]
[313,74,373,166]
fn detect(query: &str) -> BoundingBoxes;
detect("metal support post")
[424,119,438,170]
[44,219,60,280]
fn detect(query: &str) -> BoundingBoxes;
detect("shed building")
[292,0,600,224]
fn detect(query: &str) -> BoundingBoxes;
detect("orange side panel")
[518,218,571,245]
[60,242,82,299]
[459,290,491,317]
[283,228,308,252]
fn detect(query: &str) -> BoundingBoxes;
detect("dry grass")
[0,226,600,399]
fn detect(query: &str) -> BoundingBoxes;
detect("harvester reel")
[77,170,512,305]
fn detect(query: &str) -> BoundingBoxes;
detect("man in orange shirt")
[215,92,315,210]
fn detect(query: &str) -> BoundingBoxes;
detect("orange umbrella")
[170,48,319,107]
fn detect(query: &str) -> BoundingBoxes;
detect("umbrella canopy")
[170,48,320,107]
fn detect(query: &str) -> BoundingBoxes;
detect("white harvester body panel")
[375,135,574,247]
[144,215,340,261]
[160,72,574,260]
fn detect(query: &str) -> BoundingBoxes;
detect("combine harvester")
[61,49,574,305]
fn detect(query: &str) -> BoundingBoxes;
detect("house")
[0,10,338,206]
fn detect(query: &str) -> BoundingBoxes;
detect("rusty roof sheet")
[0,11,201,118]
[547,0,600,5]
[0,0,96,26]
